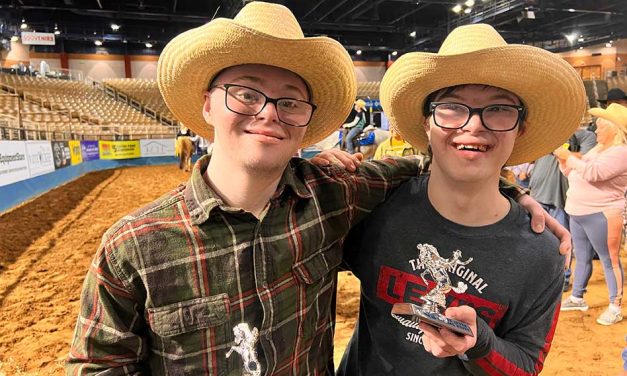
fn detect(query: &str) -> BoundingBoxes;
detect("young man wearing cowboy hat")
[66,3,425,375]
[66,3,568,375]
[336,24,586,375]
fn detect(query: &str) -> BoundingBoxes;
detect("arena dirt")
[0,164,624,375]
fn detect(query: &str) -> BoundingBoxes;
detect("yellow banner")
[99,140,141,160]
[68,140,82,165]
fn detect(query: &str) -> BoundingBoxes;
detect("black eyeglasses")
[209,84,317,127]
[429,102,526,132]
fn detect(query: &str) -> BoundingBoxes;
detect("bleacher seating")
[0,73,175,140]
[607,76,627,92]
[357,81,380,98]
[103,78,176,121]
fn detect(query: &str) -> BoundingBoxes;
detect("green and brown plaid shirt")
[66,154,422,376]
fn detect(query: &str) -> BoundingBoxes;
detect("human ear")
[202,91,212,125]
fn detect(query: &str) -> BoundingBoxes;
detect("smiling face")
[203,64,310,173]
[423,84,524,184]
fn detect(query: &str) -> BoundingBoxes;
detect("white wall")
[29,57,62,71]
[131,60,157,79]
[69,59,125,82]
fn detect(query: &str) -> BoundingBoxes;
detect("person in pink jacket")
[555,103,627,325]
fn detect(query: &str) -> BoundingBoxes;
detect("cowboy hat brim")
[158,18,356,147]
[381,45,586,166]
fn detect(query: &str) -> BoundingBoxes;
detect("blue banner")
[81,140,100,161]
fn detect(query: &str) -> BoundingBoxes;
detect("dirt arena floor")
[0,164,625,375]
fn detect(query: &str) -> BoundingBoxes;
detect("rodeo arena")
[1,0,627,375]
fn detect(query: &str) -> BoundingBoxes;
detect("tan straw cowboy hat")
[589,103,627,133]
[158,2,356,147]
[380,23,587,165]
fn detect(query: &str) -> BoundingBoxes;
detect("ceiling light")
[565,33,577,44]
[465,0,475,6]
[11,35,19,42]
[606,43,612,48]
[145,42,153,48]
[409,31,416,37]
[93,31,97,35]
[122,39,128,43]
[94,40,102,46]
[356,50,362,55]
[464,7,472,14]
[452,4,463,13]
[578,46,583,50]
[577,37,584,42]
[20,22,28,30]
[110,23,120,31]
[391,51,398,56]
[568,8,575,12]
[54,30,61,35]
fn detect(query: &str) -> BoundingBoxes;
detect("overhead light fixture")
[54,30,61,35]
[93,31,97,35]
[452,4,463,13]
[110,23,120,31]
[606,43,612,48]
[391,50,398,56]
[409,31,416,37]
[145,42,153,48]
[122,39,128,43]
[577,37,584,42]
[11,35,19,42]
[94,40,103,46]
[464,7,472,14]
[578,46,583,50]
[565,33,577,44]
[20,19,28,30]
[356,50,362,55]
[568,8,576,12]
[465,0,475,6]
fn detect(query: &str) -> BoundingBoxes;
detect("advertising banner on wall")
[25,141,55,178]
[21,31,56,46]
[99,140,141,160]
[140,139,175,157]
[80,140,100,161]
[0,141,30,187]
[68,140,83,165]
[51,141,71,169]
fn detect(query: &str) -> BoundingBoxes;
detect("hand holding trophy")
[391,244,475,337]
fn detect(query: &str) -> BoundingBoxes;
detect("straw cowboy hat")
[380,24,587,166]
[355,99,367,110]
[158,2,356,147]
[589,103,627,133]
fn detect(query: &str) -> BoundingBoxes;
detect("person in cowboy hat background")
[333,24,586,375]
[599,88,627,108]
[341,99,368,154]
[66,3,569,375]
[555,103,627,326]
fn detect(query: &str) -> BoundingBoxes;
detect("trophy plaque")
[391,244,474,337]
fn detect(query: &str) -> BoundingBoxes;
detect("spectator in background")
[39,60,50,77]
[507,162,533,188]
[373,129,419,159]
[557,103,627,326]
[598,88,627,108]
[342,99,368,154]
[529,122,597,291]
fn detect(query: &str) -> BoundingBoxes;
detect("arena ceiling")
[0,0,625,58]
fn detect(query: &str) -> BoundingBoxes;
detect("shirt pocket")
[291,246,342,358]
[147,294,232,369]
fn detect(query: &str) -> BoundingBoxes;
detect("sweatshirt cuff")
[565,155,583,170]
[464,318,493,360]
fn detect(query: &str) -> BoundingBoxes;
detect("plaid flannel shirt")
[66,154,422,376]
[66,154,525,375]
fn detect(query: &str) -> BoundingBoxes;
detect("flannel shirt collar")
[184,153,312,225]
